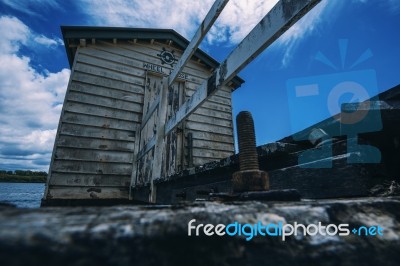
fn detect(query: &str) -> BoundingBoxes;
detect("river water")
[0,183,44,208]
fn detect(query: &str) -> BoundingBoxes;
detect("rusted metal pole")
[232,111,269,192]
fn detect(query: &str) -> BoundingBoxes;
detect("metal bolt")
[233,111,269,192]
[237,111,259,171]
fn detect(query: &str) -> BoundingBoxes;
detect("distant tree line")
[0,170,47,183]
[0,170,47,176]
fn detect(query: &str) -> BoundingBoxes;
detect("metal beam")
[168,0,229,87]
[165,0,321,135]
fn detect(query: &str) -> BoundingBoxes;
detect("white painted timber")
[165,0,321,135]
[168,0,229,86]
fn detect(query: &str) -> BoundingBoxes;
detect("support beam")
[168,0,229,87]
[136,135,156,162]
[133,0,230,198]
[129,124,141,199]
[165,0,321,135]
[150,77,169,202]
[140,95,160,131]
[79,39,86,47]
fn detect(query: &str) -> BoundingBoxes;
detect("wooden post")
[136,0,231,202]
[149,76,169,202]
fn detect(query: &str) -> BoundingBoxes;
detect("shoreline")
[0,180,45,183]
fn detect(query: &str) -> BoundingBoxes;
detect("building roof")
[61,26,244,89]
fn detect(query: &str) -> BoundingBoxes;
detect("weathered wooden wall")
[44,39,235,201]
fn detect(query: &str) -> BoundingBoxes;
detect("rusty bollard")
[232,111,269,192]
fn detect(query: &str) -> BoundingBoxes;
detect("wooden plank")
[114,42,211,76]
[162,81,185,178]
[217,0,321,86]
[165,85,234,135]
[55,147,133,163]
[136,135,156,161]
[168,0,229,86]
[77,53,144,78]
[186,88,232,106]
[72,72,144,94]
[150,76,170,202]
[136,148,154,185]
[140,94,160,130]
[52,160,132,175]
[139,73,161,154]
[70,81,144,104]
[74,62,145,86]
[62,111,137,131]
[191,107,232,120]
[60,123,136,141]
[81,46,212,86]
[185,79,232,99]
[165,81,207,135]
[57,135,135,152]
[63,101,141,121]
[189,130,234,144]
[129,124,142,191]
[82,44,224,99]
[47,186,129,199]
[45,47,84,199]
[192,157,220,166]
[93,43,211,82]
[192,149,233,159]
[81,45,211,86]
[67,90,143,113]
[186,121,233,136]
[188,113,232,128]
[49,173,131,187]
[80,47,144,69]
[165,0,321,134]
[191,139,234,152]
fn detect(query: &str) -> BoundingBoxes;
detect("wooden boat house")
[42,26,243,205]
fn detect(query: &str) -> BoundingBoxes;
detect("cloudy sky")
[0,0,399,171]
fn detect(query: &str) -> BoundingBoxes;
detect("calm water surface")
[0,183,44,208]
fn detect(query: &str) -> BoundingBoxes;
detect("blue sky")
[0,0,399,171]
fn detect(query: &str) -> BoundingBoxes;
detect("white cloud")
[0,16,70,171]
[76,0,331,66]
[78,0,215,39]
[274,0,332,67]
[2,0,61,17]
[209,0,280,44]
[34,35,64,47]
[77,0,280,43]
[0,16,30,53]
[0,16,64,51]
